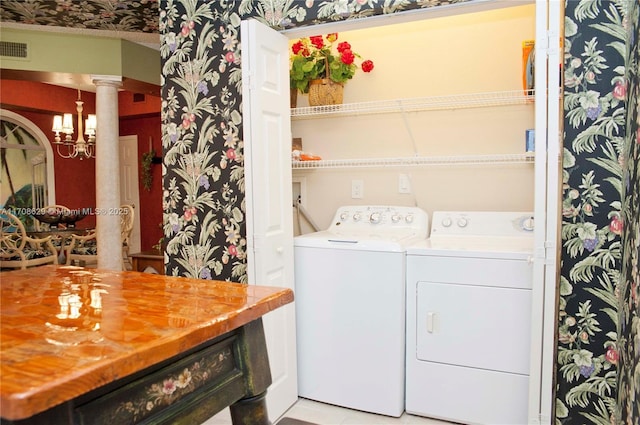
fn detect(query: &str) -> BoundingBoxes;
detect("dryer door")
[416,280,532,375]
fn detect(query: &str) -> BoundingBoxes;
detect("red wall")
[1,80,162,251]
[120,115,163,251]
[1,80,96,115]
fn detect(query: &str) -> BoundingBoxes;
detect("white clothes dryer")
[405,211,534,425]
[294,205,428,417]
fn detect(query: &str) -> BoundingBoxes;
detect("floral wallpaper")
[0,0,159,33]
[558,0,636,423]
[618,0,640,423]
[161,0,638,423]
[160,1,245,280]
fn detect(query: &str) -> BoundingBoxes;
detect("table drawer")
[75,336,241,425]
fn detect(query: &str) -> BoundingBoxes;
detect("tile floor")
[203,398,456,425]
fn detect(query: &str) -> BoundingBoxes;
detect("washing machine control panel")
[330,205,429,238]
[430,211,535,237]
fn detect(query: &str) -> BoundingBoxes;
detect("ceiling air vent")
[1,41,28,59]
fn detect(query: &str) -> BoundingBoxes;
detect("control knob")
[405,214,414,224]
[441,217,452,227]
[352,213,361,222]
[370,212,381,224]
[457,217,469,228]
[391,214,401,223]
[339,211,349,221]
[522,217,535,231]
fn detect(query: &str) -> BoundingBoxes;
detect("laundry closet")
[288,2,560,423]
[291,3,536,232]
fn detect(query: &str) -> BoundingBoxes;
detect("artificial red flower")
[340,49,355,65]
[310,35,324,49]
[292,40,304,54]
[337,41,351,53]
[290,34,374,91]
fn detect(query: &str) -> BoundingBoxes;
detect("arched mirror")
[1,109,56,226]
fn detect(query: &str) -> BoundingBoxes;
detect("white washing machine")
[405,211,535,425]
[294,205,429,417]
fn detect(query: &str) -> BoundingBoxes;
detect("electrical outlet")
[352,180,364,199]
[399,174,411,194]
[292,182,302,207]
[292,177,306,207]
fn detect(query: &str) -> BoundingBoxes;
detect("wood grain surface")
[0,265,293,420]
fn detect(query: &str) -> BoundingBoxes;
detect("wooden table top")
[0,265,294,421]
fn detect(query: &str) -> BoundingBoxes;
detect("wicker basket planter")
[308,78,344,106]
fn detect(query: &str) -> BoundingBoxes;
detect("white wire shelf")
[292,153,535,169]
[291,90,535,119]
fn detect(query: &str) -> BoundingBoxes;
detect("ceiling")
[0,0,159,46]
[0,0,160,92]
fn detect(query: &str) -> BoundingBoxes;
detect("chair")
[64,231,98,267]
[66,204,135,270]
[0,211,58,270]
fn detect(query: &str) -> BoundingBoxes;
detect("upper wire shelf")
[291,90,535,119]
[292,153,535,169]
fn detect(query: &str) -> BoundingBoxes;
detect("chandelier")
[52,90,96,159]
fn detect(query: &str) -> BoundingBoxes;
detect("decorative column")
[92,75,122,270]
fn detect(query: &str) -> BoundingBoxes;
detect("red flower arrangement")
[290,33,374,93]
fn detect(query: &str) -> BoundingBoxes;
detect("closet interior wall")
[291,4,536,234]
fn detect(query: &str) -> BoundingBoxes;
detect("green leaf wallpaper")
[0,0,158,33]
[617,0,640,423]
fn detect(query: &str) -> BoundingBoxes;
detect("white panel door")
[240,19,297,420]
[416,281,532,374]
[119,135,141,255]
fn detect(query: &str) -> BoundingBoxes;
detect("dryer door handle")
[427,312,437,333]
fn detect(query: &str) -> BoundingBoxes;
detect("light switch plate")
[399,173,411,194]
